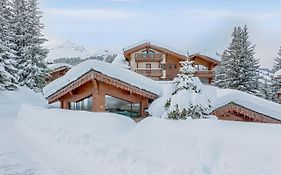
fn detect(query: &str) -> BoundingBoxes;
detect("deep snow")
[15,104,281,175]
[0,87,50,174]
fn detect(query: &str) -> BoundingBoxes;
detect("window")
[161,64,165,70]
[174,64,177,69]
[146,64,151,74]
[105,95,140,118]
[70,96,93,111]
[169,64,172,69]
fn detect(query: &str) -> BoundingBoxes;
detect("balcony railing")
[135,68,162,77]
[194,70,215,79]
[135,53,163,62]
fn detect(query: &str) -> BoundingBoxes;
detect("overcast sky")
[40,0,281,68]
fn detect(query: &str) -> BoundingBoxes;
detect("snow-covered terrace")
[43,60,161,99]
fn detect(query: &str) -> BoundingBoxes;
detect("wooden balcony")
[135,53,163,62]
[194,70,215,79]
[135,69,162,77]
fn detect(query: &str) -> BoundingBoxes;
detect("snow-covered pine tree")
[272,47,281,103]
[214,25,260,96]
[258,68,275,101]
[0,0,18,90]
[273,47,281,73]
[164,59,213,120]
[12,0,48,91]
[214,51,229,88]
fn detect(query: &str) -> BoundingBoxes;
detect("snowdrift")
[15,105,281,175]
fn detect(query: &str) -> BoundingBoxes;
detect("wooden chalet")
[46,63,72,83]
[212,103,281,124]
[123,42,219,83]
[43,60,160,119]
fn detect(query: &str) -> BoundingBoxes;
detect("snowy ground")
[0,88,50,175]
[1,87,281,175]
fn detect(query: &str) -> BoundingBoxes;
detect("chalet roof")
[123,41,187,60]
[213,88,281,121]
[47,63,73,71]
[43,60,161,100]
[189,54,220,66]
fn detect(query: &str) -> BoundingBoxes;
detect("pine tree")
[272,47,281,103]
[258,68,275,101]
[12,0,48,91]
[0,0,18,90]
[164,60,213,120]
[273,47,281,73]
[214,25,260,95]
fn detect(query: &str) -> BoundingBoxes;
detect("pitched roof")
[213,88,281,121]
[43,60,162,100]
[47,63,73,71]
[123,41,187,60]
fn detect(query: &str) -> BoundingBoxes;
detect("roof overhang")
[212,102,281,124]
[123,42,187,61]
[189,54,220,67]
[46,70,159,104]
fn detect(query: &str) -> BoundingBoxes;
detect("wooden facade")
[46,70,158,118]
[123,42,219,83]
[212,103,281,124]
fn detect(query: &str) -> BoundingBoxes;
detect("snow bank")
[43,60,161,98]
[15,105,281,175]
[0,87,47,107]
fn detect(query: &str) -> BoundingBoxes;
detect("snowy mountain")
[45,41,92,62]
[45,40,117,65]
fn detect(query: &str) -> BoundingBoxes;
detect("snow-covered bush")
[164,60,213,119]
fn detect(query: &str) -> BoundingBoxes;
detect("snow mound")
[15,106,281,175]
[0,87,47,107]
[43,60,161,98]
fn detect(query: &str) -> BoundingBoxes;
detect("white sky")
[40,0,281,68]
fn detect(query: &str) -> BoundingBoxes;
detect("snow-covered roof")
[274,69,281,78]
[148,81,281,121]
[111,54,129,69]
[214,88,281,120]
[123,40,187,57]
[47,63,73,71]
[43,60,161,98]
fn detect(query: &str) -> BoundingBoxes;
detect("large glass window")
[105,95,140,118]
[70,96,93,111]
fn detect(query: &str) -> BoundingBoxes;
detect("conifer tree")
[0,0,18,90]
[164,59,213,120]
[214,25,260,95]
[13,0,48,91]
[272,47,281,103]
[273,47,281,73]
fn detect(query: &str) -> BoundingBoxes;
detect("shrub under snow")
[164,60,213,119]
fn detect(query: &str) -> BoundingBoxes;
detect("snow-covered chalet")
[43,42,281,124]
